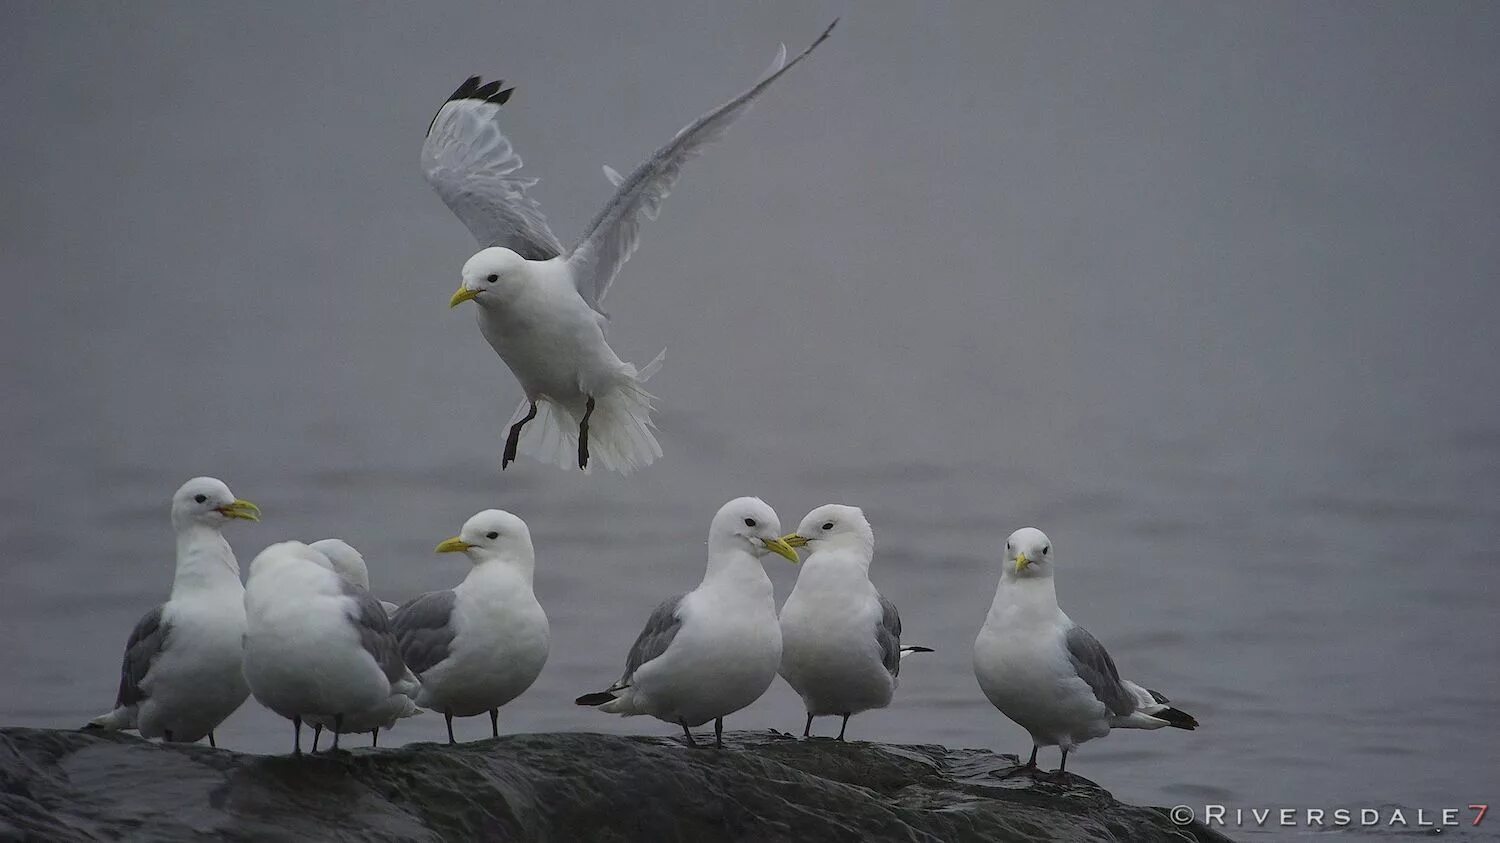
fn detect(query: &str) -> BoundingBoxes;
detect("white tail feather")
[87,706,135,731]
[508,350,666,474]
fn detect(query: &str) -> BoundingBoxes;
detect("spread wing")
[566,20,836,311]
[615,593,687,689]
[115,605,170,708]
[874,595,903,679]
[421,77,564,261]
[391,590,458,677]
[341,580,409,685]
[1064,625,1137,717]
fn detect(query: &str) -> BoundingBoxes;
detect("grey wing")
[874,595,903,679]
[391,590,458,677]
[618,593,687,688]
[566,20,836,310]
[340,580,409,684]
[115,605,169,708]
[421,77,564,261]
[1064,625,1137,717]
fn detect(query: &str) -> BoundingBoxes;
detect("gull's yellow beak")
[781,533,810,549]
[449,286,480,308]
[216,499,261,521]
[1014,552,1030,573]
[762,536,800,564]
[435,536,474,553]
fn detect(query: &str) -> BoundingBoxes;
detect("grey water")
[3,2,1497,837]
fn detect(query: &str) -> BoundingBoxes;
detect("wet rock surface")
[0,727,1230,841]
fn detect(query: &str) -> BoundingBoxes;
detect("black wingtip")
[428,75,519,135]
[1157,707,1199,730]
[816,18,839,45]
[574,691,617,707]
[902,646,936,653]
[473,80,502,100]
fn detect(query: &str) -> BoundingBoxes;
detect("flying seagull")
[86,477,260,746]
[424,20,837,473]
[779,505,932,741]
[973,527,1199,775]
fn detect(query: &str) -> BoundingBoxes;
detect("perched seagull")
[87,477,260,746]
[426,20,838,474]
[574,497,800,747]
[304,539,422,750]
[391,510,549,744]
[779,505,932,741]
[310,538,400,615]
[243,541,419,754]
[973,527,1198,774]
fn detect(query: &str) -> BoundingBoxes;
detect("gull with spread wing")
[424,21,837,473]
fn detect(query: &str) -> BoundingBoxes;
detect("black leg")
[445,712,456,745]
[803,712,814,738]
[679,719,697,747]
[163,729,174,743]
[332,714,343,752]
[312,724,322,753]
[208,731,216,749]
[577,396,596,470]
[371,728,379,748]
[490,708,499,739]
[715,717,724,748]
[503,402,537,470]
[1059,748,1068,773]
[997,744,1042,780]
[837,713,850,742]
[293,716,302,756]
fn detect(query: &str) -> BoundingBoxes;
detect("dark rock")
[0,727,1231,842]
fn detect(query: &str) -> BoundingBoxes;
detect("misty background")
[2,1,1497,819]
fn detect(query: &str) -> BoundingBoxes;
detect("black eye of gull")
[486,531,499,540]
[1042,546,1050,555]
[744,518,756,528]
[822,521,835,531]
[194,494,207,504]
[486,274,498,284]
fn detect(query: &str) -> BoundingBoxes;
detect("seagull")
[426,20,837,474]
[86,477,260,746]
[303,539,422,750]
[973,527,1199,775]
[310,538,400,615]
[391,510,549,745]
[779,505,932,741]
[242,541,419,754]
[574,497,800,747]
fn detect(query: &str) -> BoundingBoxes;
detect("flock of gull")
[85,21,1198,775]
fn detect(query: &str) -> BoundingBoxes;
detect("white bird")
[242,541,419,754]
[426,21,837,474]
[973,527,1198,775]
[303,539,422,749]
[575,497,800,747]
[391,510,549,744]
[778,505,932,741]
[87,477,260,746]
[310,538,400,616]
